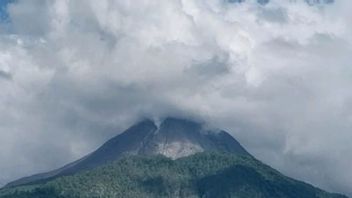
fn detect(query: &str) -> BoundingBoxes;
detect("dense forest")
[0,152,347,198]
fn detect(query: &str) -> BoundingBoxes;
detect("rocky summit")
[5,117,249,187]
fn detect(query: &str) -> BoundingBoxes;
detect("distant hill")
[0,152,347,198]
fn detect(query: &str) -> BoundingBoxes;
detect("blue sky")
[0,0,13,21]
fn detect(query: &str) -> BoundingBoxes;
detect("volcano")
[1,117,347,198]
[6,117,250,187]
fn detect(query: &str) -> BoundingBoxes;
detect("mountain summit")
[1,117,347,198]
[6,117,249,187]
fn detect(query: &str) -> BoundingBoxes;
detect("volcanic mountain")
[1,117,347,198]
[6,117,249,187]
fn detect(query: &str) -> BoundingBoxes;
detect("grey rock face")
[140,118,250,159]
[6,117,250,187]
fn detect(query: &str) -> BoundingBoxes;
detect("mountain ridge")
[5,117,250,188]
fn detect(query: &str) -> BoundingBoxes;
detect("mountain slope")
[6,118,250,187]
[0,152,347,198]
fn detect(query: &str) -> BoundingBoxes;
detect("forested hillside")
[0,152,347,198]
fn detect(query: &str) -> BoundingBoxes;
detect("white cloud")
[0,0,351,195]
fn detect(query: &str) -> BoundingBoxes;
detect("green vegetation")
[0,152,347,198]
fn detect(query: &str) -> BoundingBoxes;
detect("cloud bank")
[0,0,352,195]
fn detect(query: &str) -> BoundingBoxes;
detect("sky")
[0,0,351,196]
